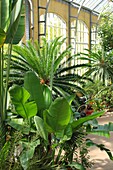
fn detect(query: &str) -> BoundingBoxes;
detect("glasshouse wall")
[30,0,99,51]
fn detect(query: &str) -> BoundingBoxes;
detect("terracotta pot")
[86,109,93,116]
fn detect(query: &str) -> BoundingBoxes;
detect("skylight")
[62,0,113,14]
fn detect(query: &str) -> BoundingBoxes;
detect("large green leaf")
[0,0,24,44]
[34,116,48,141]
[72,111,104,130]
[42,84,52,109]
[12,8,25,44]
[5,0,24,43]
[8,118,30,134]
[1,0,10,30]
[24,71,45,113]
[0,28,6,48]
[56,124,73,141]
[9,85,37,119]
[20,140,40,170]
[43,97,72,133]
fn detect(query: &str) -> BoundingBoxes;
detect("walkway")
[88,112,113,170]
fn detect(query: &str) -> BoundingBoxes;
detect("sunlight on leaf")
[0,28,6,48]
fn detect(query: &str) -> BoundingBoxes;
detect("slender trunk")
[0,47,5,150]
[0,0,5,149]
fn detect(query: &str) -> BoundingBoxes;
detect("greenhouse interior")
[0,0,113,169]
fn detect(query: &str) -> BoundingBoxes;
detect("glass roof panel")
[63,0,113,14]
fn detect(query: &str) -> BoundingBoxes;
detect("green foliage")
[98,12,113,51]
[72,111,104,130]
[8,37,91,97]
[0,141,11,169]
[12,37,70,81]
[8,118,31,135]
[0,0,25,150]
[99,85,113,108]
[0,28,6,48]
[34,116,48,141]
[86,139,113,160]
[9,85,37,119]
[85,120,113,138]
[1,0,24,44]
[24,71,52,113]
[43,97,72,133]
[43,84,52,109]
[0,131,23,170]
[20,140,40,170]
[83,81,113,111]
[5,72,93,169]
[77,49,113,84]
[6,70,113,169]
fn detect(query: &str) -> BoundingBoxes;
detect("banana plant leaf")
[5,0,24,43]
[42,84,52,109]
[72,111,105,130]
[24,71,45,113]
[53,124,73,141]
[12,14,25,44]
[1,0,24,44]
[1,0,10,30]
[9,85,37,119]
[43,97,72,133]
[34,116,48,141]
[24,71,52,115]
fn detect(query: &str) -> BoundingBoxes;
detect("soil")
[87,112,113,170]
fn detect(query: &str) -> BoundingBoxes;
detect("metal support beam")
[38,0,50,43]
[25,0,34,41]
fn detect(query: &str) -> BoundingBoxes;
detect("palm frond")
[56,64,91,75]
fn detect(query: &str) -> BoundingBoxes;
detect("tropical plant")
[98,12,113,51]
[6,37,91,98]
[96,84,113,109]
[3,71,113,170]
[1,0,25,44]
[77,49,113,85]
[0,0,24,149]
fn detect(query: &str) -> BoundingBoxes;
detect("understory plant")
[83,81,113,111]
[1,71,113,170]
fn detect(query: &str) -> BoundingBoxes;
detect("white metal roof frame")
[62,0,113,15]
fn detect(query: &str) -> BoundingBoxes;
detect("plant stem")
[55,145,63,164]
[0,0,1,26]
[0,46,6,150]
[50,55,54,91]
[3,43,12,117]
[0,48,3,120]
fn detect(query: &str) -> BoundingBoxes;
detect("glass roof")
[62,0,113,14]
